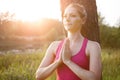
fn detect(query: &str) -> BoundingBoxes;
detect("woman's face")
[63,6,83,33]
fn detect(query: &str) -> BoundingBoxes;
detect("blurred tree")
[0,12,15,36]
[116,17,120,27]
[0,12,15,24]
[60,0,100,43]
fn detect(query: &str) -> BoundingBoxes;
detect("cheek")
[72,19,82,26]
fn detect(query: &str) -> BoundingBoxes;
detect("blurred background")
[0,0,119,80]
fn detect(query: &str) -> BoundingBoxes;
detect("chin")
[65,26,72,30]
[65,27,71,31]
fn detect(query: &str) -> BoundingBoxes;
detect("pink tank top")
[55,38,89,80]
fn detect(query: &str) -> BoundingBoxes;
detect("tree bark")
[60,0,100,43]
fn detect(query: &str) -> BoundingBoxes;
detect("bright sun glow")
[0,0,61,22]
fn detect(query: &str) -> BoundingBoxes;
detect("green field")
[0,48,120,80]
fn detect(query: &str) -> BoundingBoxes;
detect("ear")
[82,16,87,24]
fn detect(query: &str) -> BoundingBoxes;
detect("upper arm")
[87,41,102,79]
[39,41,59,68]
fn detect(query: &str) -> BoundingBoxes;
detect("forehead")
[64,7,78,15]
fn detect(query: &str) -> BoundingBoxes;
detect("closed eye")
[63,14,77,18]
[70,14,77,17]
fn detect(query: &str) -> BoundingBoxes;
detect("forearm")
[36,60,60,80]
[65,60,97,80]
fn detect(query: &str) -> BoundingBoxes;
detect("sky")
[0,0,120,26]
[96,0,120,26]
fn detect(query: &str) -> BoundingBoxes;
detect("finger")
[66,39,70,47]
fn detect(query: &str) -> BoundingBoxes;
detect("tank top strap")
[81,38,88,51]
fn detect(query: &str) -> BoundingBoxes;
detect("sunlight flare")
[0,0,61,21]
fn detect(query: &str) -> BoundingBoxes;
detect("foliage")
[100,25,120,48]
[0,12,120,49]
[0,13,65,50]
[98,13,120,48]
[0,14,64,38]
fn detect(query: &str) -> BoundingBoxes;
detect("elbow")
[35,69,46,80]
[36,76,40,80]
[88,73,101,80]
[83,72,97,80]
[35,69,43,80]
[36,73,45,80]
[87,74,96,80]
[35,71,40,80]
[36,76,42,80]
[36,73,43,80]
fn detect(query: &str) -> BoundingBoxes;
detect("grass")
[102,48,120,80]
[0,49,44,80]
[0,48,120,80]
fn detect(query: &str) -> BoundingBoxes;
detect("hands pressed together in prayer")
[57,38,72,65]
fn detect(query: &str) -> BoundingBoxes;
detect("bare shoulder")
[47,40,61,55]
[86,40,101,56]
[87,40,101,49]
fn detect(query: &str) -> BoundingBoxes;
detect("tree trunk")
[60,0,100,43]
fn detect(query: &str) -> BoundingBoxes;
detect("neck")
[67,30,84,44]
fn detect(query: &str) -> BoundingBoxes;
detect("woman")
[36,3,102,80]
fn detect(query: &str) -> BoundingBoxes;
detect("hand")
[57,51,63,65]
[62,38,72,64]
